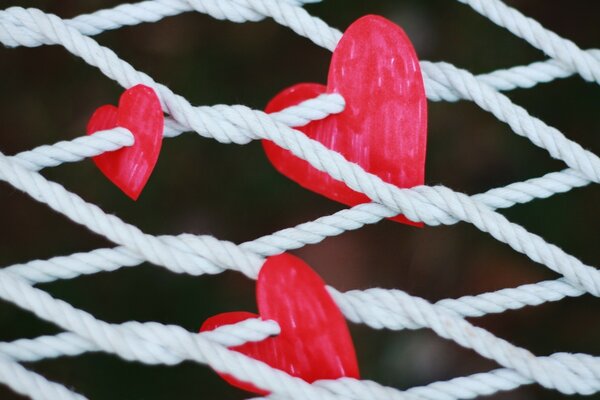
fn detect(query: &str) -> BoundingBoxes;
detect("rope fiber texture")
[0,0,598,399]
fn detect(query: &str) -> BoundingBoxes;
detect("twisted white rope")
[1,137,596,396]
[0,317,279,364]
[2,7,598,297]
[0,145,598,396]
[456,0,600,84]
[3,2,600,112]
[0,0,597,399]
[2,264,600,399]
[0,355,87,400]
[6,0,587,204]
[3,118,599,295]
[0,271,350,400]
[3,6,599,187]
[2,134,591,324]
[2,2,594,187]
[11,127,133,171]
[5,0,598,97]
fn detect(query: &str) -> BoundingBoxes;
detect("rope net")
[0,0,598,399]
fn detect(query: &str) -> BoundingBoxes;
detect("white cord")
[0,0,597,399]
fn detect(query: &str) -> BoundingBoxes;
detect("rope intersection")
[0,0,597,399]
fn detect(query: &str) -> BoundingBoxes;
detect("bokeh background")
[1,0,599,399]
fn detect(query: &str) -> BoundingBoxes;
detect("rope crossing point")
[0,1,598,399]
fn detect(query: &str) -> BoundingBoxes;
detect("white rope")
[0,355,87,400]
[3,2,599,104]
[455,0,600,84]
[1,265,600,399]
[0,317,279,363]
[11,127,133,171]
[2,138,599,296]
[2,4,596,189]
[3,7,599,184]
[0,0,597,399]
[4,0,597,96]
[0,271,349,400]
[0,141,597,395]
[2,7,598,297]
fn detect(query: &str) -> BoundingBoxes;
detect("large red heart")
[263,15,427,226]
[86,84,163,200]
[200,253,359,395]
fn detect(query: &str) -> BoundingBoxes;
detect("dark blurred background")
[1,0,599,399]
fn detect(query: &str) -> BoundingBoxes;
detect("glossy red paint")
[263,15,427,226]
[86,84,163,200]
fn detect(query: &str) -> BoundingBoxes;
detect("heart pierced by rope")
[87,84,164,200]
[263,15,428,226]
[200,253,360,395]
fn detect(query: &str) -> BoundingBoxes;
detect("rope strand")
[0,0,597,399]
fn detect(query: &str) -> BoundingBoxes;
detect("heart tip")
[121,188,142,201]
[126,192,141,201]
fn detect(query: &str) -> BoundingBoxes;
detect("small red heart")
[200,253,359,395]
[86,84,163,200]
[263,15,427,226]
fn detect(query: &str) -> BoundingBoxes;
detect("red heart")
[200,253,359,395]
[263,15,427,226]
[86,84,163,200]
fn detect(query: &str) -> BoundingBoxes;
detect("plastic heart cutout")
[86,84,163,200]
[263,15,427,226]
[200,253,359,395]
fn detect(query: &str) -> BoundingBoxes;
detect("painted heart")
[263,15,427,226]
[200,253,359,395]
[86,84,163,200]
